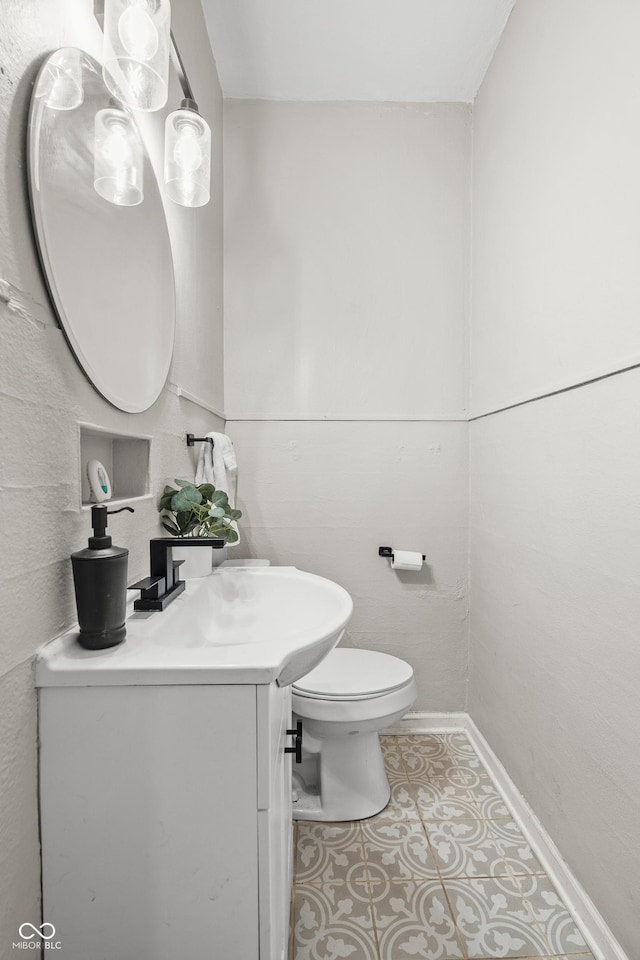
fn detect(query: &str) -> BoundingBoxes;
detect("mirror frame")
[27,47,176,413]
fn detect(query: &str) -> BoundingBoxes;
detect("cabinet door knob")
[284,722,303,763]
[284,736,302,764]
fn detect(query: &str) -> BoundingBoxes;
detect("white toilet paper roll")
[391,550,423,571]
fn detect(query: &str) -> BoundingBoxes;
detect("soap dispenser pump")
[71,504,134,650]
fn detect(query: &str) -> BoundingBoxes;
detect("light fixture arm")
[170,30,197,105]
[179,97,200,114]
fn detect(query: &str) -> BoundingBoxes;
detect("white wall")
[471,0,640,417]
[224,101,471,711]
[224,101,470,421]
[231,421,469,709]
[470,0,640,954]
[0,3,223,951]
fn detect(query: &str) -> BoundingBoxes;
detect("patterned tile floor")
[289,734,595,960]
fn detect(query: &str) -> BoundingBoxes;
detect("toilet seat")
[292,648,415,702]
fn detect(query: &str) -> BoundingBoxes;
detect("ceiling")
[201,0,516,103]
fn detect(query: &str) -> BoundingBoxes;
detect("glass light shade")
[36,48,84,111]
[164,103,211,207]
[103,0,171,112]
[94,108,144,206]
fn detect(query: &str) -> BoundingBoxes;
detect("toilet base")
[292,728,391,822]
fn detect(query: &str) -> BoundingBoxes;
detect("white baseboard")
[383,711,629,960]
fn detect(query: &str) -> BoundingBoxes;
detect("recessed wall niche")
[79,424,151,509]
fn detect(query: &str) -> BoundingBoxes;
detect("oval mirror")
[28,48,175,413]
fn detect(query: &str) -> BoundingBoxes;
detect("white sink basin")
[36,566,353,687]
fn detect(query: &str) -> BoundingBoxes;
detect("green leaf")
[177,512,191,533]
[197,483,216,501]
[159,484,178,511]
[227,509,242,521]
[208,505,225,519]
[171,486,203,512]
[173,479,192,488]
[162,519,181,536]
[211,490,229,507]
[225,528,239,544]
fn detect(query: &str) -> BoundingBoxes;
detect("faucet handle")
[128,575,166,601]
[128,573,187,611]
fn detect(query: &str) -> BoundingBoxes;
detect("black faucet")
[128,538,225,611]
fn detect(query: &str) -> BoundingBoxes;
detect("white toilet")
[291,648,417,821]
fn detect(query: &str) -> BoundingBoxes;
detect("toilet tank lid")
[292,648,414,699]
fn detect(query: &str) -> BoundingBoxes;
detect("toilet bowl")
[291,648,417,821]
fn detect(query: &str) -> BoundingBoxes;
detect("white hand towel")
[194,432,240,544]
[195,437,215,486]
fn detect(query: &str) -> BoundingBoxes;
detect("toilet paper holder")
[378,546,426,562]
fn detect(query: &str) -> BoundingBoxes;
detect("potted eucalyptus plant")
[158,480,242,578]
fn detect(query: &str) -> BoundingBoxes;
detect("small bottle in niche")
[71,504,134,650]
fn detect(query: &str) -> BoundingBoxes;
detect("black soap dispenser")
[71,505,134,650]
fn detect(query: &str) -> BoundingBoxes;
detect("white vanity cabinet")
[39,680,293,960]
[36,567,353,960]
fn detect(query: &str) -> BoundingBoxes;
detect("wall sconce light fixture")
[164,99,211,207]
[100,0,211,207]
[94,106,144,206]
[164,35,211,208]
[36,47,85,111]
[103,0,171,112]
